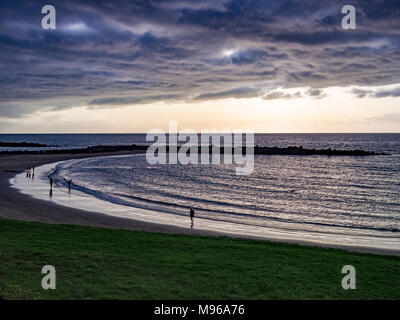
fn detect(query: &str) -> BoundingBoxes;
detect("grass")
[0,217,399,299]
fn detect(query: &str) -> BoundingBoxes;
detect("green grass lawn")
[0,217,399,299]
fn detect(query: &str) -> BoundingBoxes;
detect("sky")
[0,0,400,133]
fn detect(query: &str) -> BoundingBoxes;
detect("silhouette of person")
[49,177,53,190]
[190,207,195,228]
[67,179,72,193]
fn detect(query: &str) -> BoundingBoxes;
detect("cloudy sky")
[1,0,400,133]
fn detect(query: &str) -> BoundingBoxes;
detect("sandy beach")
[0,151,212,235]
[1,151,400,256]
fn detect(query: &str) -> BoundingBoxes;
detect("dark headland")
[0,141,51,148]
[0,144,386,156]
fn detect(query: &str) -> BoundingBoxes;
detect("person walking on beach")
[49,177,54,197]
[67,179,72,192]
[190,207,195,228]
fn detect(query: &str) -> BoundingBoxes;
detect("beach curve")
[1,152,399,256]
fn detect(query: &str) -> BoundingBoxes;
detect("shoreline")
[1,152,400,257]
[0,151,224,236]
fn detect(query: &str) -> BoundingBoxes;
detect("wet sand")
[0,152,207,235]
[1,152,399,256]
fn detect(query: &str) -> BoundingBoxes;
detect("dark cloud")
[352,87,400,98]
[352,88,372,98]
[263,91,302,100]
[0,0,400,118]
[306,88,326,99]
[194,87,262,101]
[262,88,325,100]
[88,94,184,107]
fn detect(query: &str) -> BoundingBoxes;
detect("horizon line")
[1,132,399,135]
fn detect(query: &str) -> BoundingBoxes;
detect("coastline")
[0,151,224,236]
[1,151,400,257]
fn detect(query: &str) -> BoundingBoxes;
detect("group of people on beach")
[47,169,196,229]
[48,177,73,194]
[25,164,35,179]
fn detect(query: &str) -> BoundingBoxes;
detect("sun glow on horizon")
[1,85,399,133]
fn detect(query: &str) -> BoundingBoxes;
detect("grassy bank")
[0,217,399,299]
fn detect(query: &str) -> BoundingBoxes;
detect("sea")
[6,133,400,249]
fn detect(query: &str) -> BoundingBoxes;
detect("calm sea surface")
[1,133,399,153]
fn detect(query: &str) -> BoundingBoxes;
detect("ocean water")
[1,133,399,153]
[8,134,400,249]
